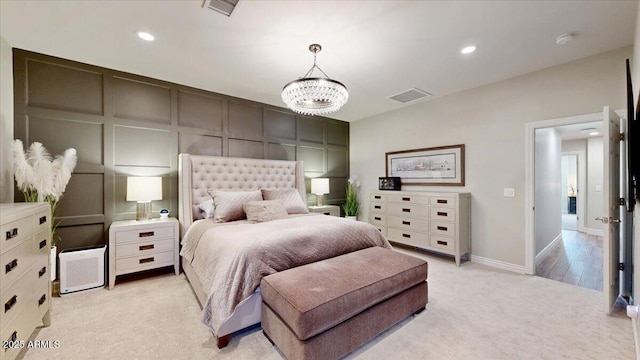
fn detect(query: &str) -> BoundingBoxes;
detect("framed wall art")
[385,144,465,186]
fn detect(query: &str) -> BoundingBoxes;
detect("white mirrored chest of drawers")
[369,191,471,266]
[0,202,52,360]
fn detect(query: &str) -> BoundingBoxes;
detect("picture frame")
[385,144,465,186]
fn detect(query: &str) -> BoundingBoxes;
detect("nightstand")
[108,217,179,289]
[308,205,340,217]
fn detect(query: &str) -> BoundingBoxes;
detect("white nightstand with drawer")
[308,205,340,217]
[108,217,179,289]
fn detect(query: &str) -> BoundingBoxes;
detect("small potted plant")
[343,177,360,220]
[13,140,77,281]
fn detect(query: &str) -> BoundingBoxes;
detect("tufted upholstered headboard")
[178,154,306,237]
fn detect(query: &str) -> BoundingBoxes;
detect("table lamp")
[126,176,162,221]
[311,178,330,206]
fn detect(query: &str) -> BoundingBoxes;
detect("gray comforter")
[180,214,391,333]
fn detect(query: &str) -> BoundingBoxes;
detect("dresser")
[369,191,471,266]
[0,203,52,360]
[108,218,179,289]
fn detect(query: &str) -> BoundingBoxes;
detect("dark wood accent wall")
[12,49,349,253]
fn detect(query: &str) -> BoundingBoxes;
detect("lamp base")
[136,201,153,221]
[316,194,325,206]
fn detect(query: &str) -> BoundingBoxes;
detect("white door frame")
[561,150,586,233]
[524,112,603,274]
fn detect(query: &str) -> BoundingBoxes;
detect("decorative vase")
[50,246,57,281]
[345,216,357,221]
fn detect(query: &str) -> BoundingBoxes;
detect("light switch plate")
[504,188,515,197]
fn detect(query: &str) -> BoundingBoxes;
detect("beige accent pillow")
[208,190,263,223]
[243,200,289,223]
[261,188,309,214]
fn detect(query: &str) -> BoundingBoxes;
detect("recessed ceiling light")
[137,31,155,41]
[461,46,476,55]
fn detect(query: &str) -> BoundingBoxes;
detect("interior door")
[602,106,622,314]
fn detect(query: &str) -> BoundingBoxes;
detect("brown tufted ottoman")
[260,247,428,359]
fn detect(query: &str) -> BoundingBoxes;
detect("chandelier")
[281,44,348,116]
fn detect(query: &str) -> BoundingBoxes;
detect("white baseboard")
[535,233,562,266]
[585,227,604,236]
[470,255,526,274]
[633,314,640,360]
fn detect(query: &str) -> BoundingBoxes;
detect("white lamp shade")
[126,176,162,201]
[311,178,330,195]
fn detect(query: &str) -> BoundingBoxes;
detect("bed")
[177,154,390,348]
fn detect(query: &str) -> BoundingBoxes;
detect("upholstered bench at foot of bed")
[260,247,428,360]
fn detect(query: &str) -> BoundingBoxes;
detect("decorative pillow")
[198,199,215,219]
[243,200,289,223]
[208,190,263,223]
[261,188,309,214]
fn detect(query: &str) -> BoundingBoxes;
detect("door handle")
[596,217,621,224]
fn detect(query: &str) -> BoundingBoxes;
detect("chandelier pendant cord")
[301,51,331,79]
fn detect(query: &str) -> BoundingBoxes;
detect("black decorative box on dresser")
[0,203,52,360]
[369,191,471,266]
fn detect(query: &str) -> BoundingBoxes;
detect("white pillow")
[198,199,215,219]
[243,200,289,223]
[261,188,308,214]
[208,190,263,223]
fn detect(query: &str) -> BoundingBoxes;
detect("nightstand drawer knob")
[139,231,154,238]
[5,228,18,240]
[139,244,155,251]
[5,295,17,313]
[5,259,17,274]
[139,257,154,264]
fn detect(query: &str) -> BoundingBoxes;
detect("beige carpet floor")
[19,248,634,360]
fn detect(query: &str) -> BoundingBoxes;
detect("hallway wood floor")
[536,230,603,291]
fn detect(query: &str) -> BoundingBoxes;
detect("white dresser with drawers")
[369,191,471,266]
[0,202,52,360]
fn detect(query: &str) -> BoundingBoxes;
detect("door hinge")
[620,133,626,141]
[619,262,625,271]
[620,197,626,206]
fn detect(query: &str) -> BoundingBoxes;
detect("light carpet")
[19,248,634,360]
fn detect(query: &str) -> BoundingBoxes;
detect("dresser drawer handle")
[402,221,411,225]
[6,331,17,349]
[38,294,46,307]
[402,197,410,201]
[39,239,48,249]
[402,208,411,212]
[437,240,448,246]
[139,257,154,264]
[402,233,411,238]
[437,211,448,216]
[5,259,17,274]
[374,195,381,199]
[4,295,17,313]
[437,199,448,204]
[323,212,330,215]
[139,244,155,251]
[374,205,381,209]
[39,266,47,278]
[437,226,448,231]
[139,231,155,238]
[5,228,18,240]
[374,217,382,221]
[39,215,47,224]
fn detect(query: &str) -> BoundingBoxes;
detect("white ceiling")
[0,1,637,122]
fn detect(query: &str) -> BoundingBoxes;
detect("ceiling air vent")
[203,0,239,17]
[388,88,432,103]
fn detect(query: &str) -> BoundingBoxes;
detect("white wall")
[534,128,562,255]
[0,35,13,203]
[586,137,604,232]
[351,46,628,267]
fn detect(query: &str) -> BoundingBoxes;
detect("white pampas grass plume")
[51,148,77,200]
[12,139,34,191]
[27,142,54,202]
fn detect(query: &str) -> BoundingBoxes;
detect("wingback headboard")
[178,154,306,237]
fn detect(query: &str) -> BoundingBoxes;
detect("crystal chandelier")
[281,44,348,116]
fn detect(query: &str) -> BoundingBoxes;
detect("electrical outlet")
[504,188,515,197]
